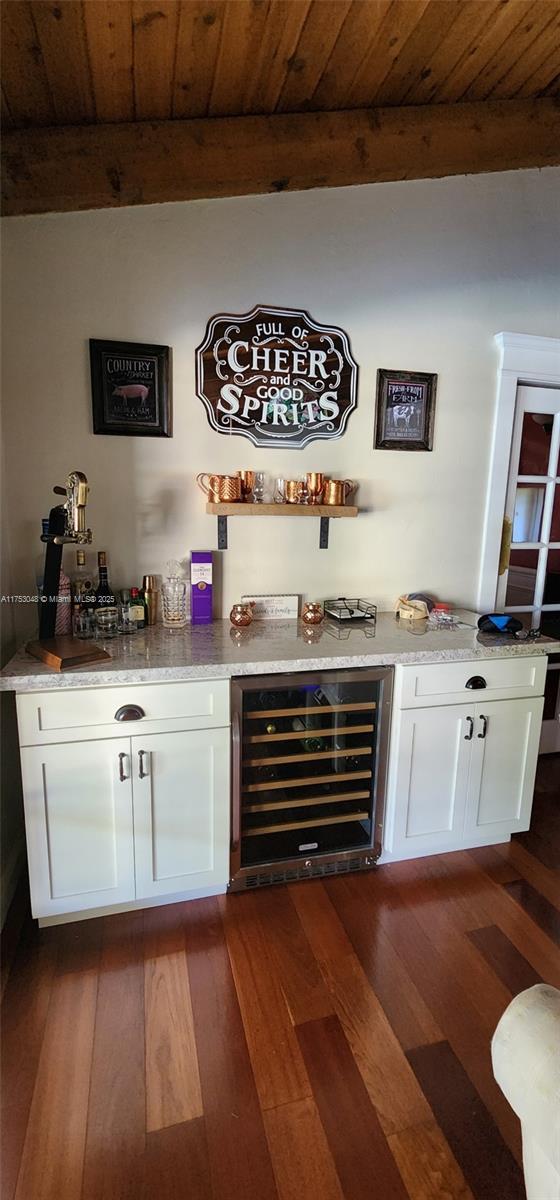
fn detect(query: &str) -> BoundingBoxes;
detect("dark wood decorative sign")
[195,306,358,449]
[374,368,437,451]
[90,339,172,436]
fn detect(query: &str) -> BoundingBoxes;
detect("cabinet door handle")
[118,752,129,782]
[464,716,474,741]
[478,715,488,739]
[114,705,145,722]
[138,750,148,779]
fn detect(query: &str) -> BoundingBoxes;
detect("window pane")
[512,484,545,542]
[518,412,553,475]
[543,660,560,721]
[506,549,538,606]
[550,485,560,544]
[544,547,560,608]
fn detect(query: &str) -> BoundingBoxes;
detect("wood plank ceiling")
[2,0,560,215]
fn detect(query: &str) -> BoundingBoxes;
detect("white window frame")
[477,332,560,613]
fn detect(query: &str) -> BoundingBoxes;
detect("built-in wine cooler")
[229,668,393,891]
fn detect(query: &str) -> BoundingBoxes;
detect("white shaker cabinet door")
[387,704,473,858]
[20,738,136,917]
[131,728,230,898]
[465,697,544,840]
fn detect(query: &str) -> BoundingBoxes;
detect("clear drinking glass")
[274,477,285,503]
[95,608,119,639]
[74,609,95,639]
[117,604,137,635]
[252,472,266,503]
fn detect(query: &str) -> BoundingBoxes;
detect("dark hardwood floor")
[2,756,559,1200]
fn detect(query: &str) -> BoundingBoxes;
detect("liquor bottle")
[95,551,117,613]
[130,587,146,629]
[72,550,94,608]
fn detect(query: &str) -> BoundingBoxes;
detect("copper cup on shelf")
[237,470,255,501]
[285,479,304,504]
[306,472,325,504]
[323,478,356,506]
[196,472,222,503]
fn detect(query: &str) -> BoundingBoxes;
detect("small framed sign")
[241,593,300,619]
[89,339,172,437]
[374,368,437,451]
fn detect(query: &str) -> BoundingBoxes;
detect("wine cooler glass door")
[230,668,392,888]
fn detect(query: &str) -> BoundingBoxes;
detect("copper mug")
[285,479,304,504]
[197,472,241,502]
[237,470,255,501]
[323,478,356,506]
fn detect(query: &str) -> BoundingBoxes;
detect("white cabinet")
[17,680,231,921]
[388,705,472,856]
[464,698,544,841]
[385,657,546,862]
[20,738,136,917]
[132,728,230,898]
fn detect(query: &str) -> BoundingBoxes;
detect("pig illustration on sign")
[112,383,150,402]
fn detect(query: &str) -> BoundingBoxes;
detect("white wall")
[2,167,560,643]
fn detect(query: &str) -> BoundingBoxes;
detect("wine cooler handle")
[231,710,241,851]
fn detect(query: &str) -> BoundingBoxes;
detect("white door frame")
[478,332,560,613]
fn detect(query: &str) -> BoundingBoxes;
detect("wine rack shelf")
[206,501,358,550]
[244,768,373,792]
[245,811,370,837]
[245,745,373,767]
[246,701,376,719]
[245,722,374,743]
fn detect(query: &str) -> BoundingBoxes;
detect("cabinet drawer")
[17,679,230,745]
[396,655,546,709]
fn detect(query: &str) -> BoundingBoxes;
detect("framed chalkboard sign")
[89,339,172,437]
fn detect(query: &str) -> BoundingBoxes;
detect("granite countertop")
[1,611,559,692]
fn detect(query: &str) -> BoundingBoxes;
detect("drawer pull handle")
[465,676,486,690]
[138,750,148,779]
[478,714,488,739]
[464,716,474,741]
[114,704,145,722]
[118,752,129,782]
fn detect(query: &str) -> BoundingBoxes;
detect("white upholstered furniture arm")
[492,983,560,1200]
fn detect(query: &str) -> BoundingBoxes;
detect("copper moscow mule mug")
[197,473,242,502]
[323,478,356,505]
[285,479,304,504]
[237,470,255,501]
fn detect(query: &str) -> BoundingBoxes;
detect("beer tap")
[39,470,93,640]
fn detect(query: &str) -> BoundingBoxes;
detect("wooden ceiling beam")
[2,97,559,218]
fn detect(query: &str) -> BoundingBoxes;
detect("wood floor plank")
[81,912,146,1200]
[254,886,334,1024]
[406,1041,525,1200]
[297,1014,408,1200]
[183,897,279,1200]
[290,881,432,1135]
[290,878,443,1051]
[497,839,560,909]
[0,872,30,1001]
[467,924,542,995]
[219,893,311,1110]
[144,905,203,1132]
[385,858,514,1033]
[444,849,560,988]
[264,1097,344,1200]
[503,877,560,947]
[468,845,523,885]
[142,1117,212,1200]
[14,968,97,1200]
[1,921,58,1200]
[387,1119,475,1200]
[326,871,523,1165]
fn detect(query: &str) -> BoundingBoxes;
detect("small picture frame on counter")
[241,594,300,619]
[374,368,437,451]
[90,338,172,437]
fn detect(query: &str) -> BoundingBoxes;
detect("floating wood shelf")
[205,501,358,549]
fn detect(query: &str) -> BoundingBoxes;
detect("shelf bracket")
[217,515,228,550]
[319,517,330,549]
